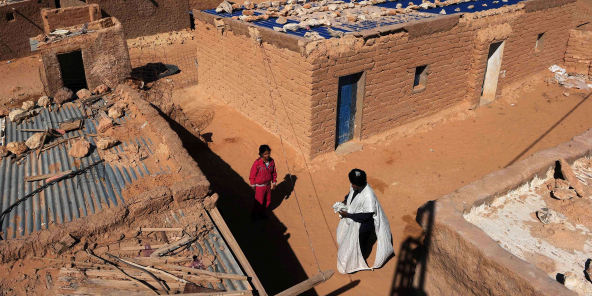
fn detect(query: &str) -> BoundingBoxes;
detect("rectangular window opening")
[535,33,545,52]
[6,12,15,22]
[413,65,428,92]
[189,12,196,30]
[54,0,61,8]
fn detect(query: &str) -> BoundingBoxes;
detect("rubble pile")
[127,29,195,49]
[214,0,500,38]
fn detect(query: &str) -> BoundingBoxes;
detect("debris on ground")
[558,159,587,197]
[6,141,28,155]
[9,109,26,122]
[564,271,592,295]
[54,87,74,105]
[38,96,51,108]
[536,207,567,224]
[549,65,590,91]
[53,234,78,255]
[59,120,83,132]
[96,136,119,150]
[21,100,35,111]
[108,106,124,119]
[97,117,114,133]
[94,84,110,94]
[76,89,92,100]
[216,0,233,13]
[25,132,46,150]
[68,138,91,158]
[0,146,9,158]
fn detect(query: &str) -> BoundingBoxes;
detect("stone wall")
[564,29,592,75]
[194,13,314,156]
[41,4,101,33]
[0,0,53,61]
[414,128,592,296]
[39,18,132,96]
[87,0,190,39]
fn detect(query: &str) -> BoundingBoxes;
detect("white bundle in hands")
[333,202,348,217]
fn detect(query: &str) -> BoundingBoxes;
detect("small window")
[413,65,428,92]
[54,0,61,8]
[6,12,15,22]
[535,33,545,52]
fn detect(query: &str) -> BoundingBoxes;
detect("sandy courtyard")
[172,75,592,296]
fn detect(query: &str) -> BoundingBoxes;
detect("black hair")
[348,169,367,187]
[259,145,271,155]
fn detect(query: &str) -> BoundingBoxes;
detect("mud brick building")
[34,17,132,95]
[194,0,589,158]
[41,4,101,33]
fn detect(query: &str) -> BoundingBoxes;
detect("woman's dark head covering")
[348,169,367,187]
[259,144,271,155]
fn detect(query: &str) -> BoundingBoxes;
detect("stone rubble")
[68,138,91,158]
[38,96,51,108]
[21,101,35,111]
[96,136,119,150]
[6,142,28,155]
[76,89,92,100]
[25,132,45,150]
[54,87,74,105]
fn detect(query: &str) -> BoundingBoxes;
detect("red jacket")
[249,158,277,185]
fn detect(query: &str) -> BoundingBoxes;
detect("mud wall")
[573,0,592,28]
[40,18,132,96]
[86,0,190,39]
[415,128,592,296]
[41,4,101,33]
[194,13,314,156]
[0,0,53,62]
[564,29,592,75]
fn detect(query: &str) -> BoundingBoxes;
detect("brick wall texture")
[86,0,190,39]
[195,1,578,158]
[564,29,592,75]
[0,0,53,61]
[41,4,101,33]
[573,0,592,28]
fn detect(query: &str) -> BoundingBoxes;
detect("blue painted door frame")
[336,73,361,147]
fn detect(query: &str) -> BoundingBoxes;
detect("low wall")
[41,4,101,33]
[415,128,592,295]
[564,29,592,75]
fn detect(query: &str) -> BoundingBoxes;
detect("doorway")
[480,41,505,106]
[57,51,88,93]
[336,73,363,147]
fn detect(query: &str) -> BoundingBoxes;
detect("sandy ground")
[0,54,45,103]
[173,76,592,296]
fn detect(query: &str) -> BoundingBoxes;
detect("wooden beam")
[159,264,247,281]
[120,244,168,251]
[140,227,183,232]
[25,170,73,182]
[274,270,334,296]
[207,207,266,296]
[150,236,195,257]
[160,292,253,296]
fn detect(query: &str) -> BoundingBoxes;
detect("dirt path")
[174,77,592,296]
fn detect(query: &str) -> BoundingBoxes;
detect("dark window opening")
[413,65,428,92]
[535,33,545,52]
[6,12,15,22]
[190,12,195,30]
[54,0,61,8]
[57,51,88,93]
[336,72,363,147]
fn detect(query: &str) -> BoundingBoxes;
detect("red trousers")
[252,184,271,213]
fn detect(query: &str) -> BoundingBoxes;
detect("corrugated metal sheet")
[0,101,162,238]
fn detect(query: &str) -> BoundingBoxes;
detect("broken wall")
[564,29,592,75]
[0,0,53,61]
[39,18,132,96]
[86,0,190,39]
[194,15,314,156]
[41,4,101,33]
[414,128,592,296]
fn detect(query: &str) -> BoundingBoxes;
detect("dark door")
[57,50,88,93]
[336,73,361,147]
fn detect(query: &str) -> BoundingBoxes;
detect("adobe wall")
[194,12,315,156]
[573,0,592,28]
[414,128,592,296]
[564,29,592,75]
[0,0,53,62]
[41,4,101,33]
[87,0,190,39]
[39,18,132,96]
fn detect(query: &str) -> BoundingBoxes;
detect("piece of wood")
[57,276,183,292]
[25,170,73,182]
[150,236,195,257]
[274,270,334,296]
[164,269,221,283]
[84,133,100,137]
[157,232,170,244]
[37,130,49,160]
[106,253,172,293]
[66,268,218,284]
[131,257,193,264]
[121,244,168,251]
[86,251,161,295]
[59,120,83,132]
[159,264,248,281]
[140,228,183,232]
[208,208,264,295]
[162,292,253,296]
[104,256,189,284]
[33,257,114,269]
[45,273,53,291]
[56,286,158,296]
[41,136,81,151]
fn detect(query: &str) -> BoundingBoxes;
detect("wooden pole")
[207,207,267,296]
[274,270,335,296]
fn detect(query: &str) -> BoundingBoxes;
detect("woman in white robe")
[336,169,394,274]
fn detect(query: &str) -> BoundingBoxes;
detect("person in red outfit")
[249,145,277,221]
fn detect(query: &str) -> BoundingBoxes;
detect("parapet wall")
[415,128,592,296]
[41,4,101,33]
[564,29,592,75]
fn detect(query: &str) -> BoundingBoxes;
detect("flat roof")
[202,0,524,39]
